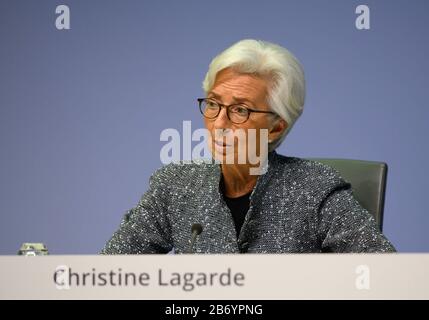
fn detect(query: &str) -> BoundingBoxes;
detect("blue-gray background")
[0,0,428,254]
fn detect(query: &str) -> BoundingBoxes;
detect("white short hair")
[202,39,306,151]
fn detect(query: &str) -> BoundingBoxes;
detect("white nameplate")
[0,254,428,299]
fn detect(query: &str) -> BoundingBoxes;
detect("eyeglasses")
[197,98,277,124]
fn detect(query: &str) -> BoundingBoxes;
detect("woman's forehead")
[210,69,268,104]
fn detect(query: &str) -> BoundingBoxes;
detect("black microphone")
[188,223,203,253]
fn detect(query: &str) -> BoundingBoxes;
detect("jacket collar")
[209,150,279,201]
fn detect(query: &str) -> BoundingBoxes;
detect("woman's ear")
[269,118,287,142]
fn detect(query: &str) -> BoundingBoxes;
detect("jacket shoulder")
[273,154,350,194]
[149,159,216,187]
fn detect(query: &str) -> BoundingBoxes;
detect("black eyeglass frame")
[197,98,277,124]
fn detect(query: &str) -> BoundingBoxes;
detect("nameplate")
[0,254,428,299]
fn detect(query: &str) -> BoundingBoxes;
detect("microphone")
[188,223,203,253]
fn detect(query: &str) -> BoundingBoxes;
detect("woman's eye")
[231,105,248,114]
[207,101,218,108]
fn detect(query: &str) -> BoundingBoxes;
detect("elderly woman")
[101,39,395,254]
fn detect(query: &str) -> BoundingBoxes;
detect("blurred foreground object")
[17,243,49,256]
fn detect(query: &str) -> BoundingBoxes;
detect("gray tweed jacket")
[101,151,396,254]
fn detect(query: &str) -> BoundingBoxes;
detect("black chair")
[308,159,388,231]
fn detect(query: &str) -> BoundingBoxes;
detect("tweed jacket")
[101,151,396,254]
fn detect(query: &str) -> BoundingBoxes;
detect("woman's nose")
[213,107,230,129]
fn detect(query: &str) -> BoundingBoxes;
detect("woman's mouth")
[214,139,233,154]
[215,140,231,147]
